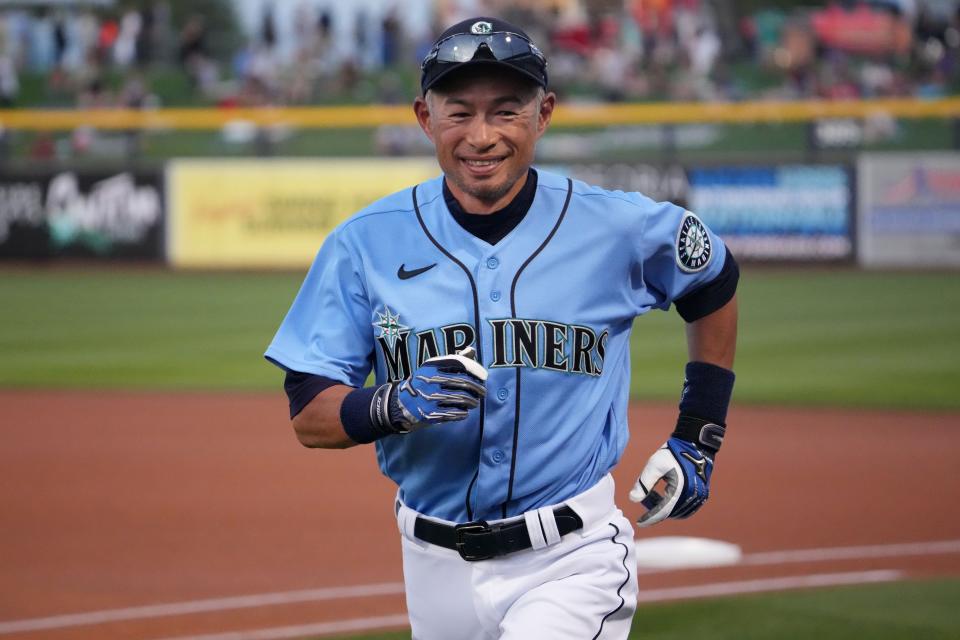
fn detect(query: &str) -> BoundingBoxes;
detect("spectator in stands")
[0,52,18,107]
[179,13,217,94]
[95,11,118,66]
[178,14,206,66]
[53,12,67,67]
[29,9,55,72]
[260,6,276,52]
[381,8,401,67]
[114,8,142,69]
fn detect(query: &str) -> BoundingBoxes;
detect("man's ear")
[413,96,435,144]
[537,92,557,137]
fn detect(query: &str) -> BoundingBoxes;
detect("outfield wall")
[166,158,439,269]
[2,154,957,268]
[544,162,855,261]
[0,169,164,261]
[857,152,960,268]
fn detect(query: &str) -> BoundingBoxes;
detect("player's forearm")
[291,385,358,449]
[633,296,737,526]
[685,294,737,370]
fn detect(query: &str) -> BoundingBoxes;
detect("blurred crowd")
[0,0,958,111]
[0,2,170,108]
[492,0,960,102]
[0,0,418,110]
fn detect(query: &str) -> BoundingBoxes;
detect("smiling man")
[266,16,739,640]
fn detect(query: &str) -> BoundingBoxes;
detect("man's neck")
[444,172,530,215]
[442,169,538,246]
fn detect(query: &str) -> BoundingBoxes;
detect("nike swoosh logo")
[397,263,437,280]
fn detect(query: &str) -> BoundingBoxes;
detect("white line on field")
[157,570,904,640]
[636,538,960,574]
[1,538,957,634]
[635,569,903,603]
[742,539,960,566]
[0,583,404,634]
[156,614,412,640]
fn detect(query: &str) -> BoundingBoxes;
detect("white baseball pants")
[395,474,638,639]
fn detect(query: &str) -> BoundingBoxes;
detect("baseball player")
[265,16,738,640]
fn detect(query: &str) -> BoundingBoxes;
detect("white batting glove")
[629,437,714,528]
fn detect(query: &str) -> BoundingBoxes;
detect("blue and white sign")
[688,165,853,260]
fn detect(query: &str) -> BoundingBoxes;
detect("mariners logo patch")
[372,307,408,350]
[471,21,493,34]
[676,212,712,273]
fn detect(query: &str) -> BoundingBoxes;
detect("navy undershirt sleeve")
[674,250,740,323]
[284,370,341,419]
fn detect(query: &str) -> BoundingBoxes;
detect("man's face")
[414,69,555,212]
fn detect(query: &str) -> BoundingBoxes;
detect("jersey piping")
[502,178,573,518]
[412,184,486,521]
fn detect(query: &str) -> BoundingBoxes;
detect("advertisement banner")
[687,165,853,260]
[167,159,440,268]
[542,162,688,207]
[858,153,960,268]
[0,170,164,260]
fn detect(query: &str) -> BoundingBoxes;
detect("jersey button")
[486,257,499,269]
[491,450,504,463]
[497,388,508,401]
[490,290,501,302]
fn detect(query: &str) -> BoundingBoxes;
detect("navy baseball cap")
[420,17,548,94]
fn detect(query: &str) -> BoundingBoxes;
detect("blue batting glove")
[629,437,714,527]
[371,347,487,434]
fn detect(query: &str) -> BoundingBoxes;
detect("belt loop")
[536,506,562,546]
[523,511,548,550]
[395,498,421,544]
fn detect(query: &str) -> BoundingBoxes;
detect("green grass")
[628,268,960,409]
[0,270,300,390]
[0,268,958,409]
[321,578,960,640]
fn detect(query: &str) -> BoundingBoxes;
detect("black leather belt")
[413,506,584,561]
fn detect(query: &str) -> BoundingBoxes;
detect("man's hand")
[371,347,488,434]
[629,437,715,527]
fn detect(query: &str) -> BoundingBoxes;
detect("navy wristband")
[674,362,734,456]
[340,385,391,444]
[678,361,735,425]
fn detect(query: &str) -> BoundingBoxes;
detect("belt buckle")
[454,521,493,561]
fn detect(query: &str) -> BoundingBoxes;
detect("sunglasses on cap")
[421,31,546,70]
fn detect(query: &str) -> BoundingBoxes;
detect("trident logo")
[471,21,493,35]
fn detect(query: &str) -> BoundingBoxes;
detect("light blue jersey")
[266,169,727,522]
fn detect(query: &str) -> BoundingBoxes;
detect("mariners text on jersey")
[374,311,609,382]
